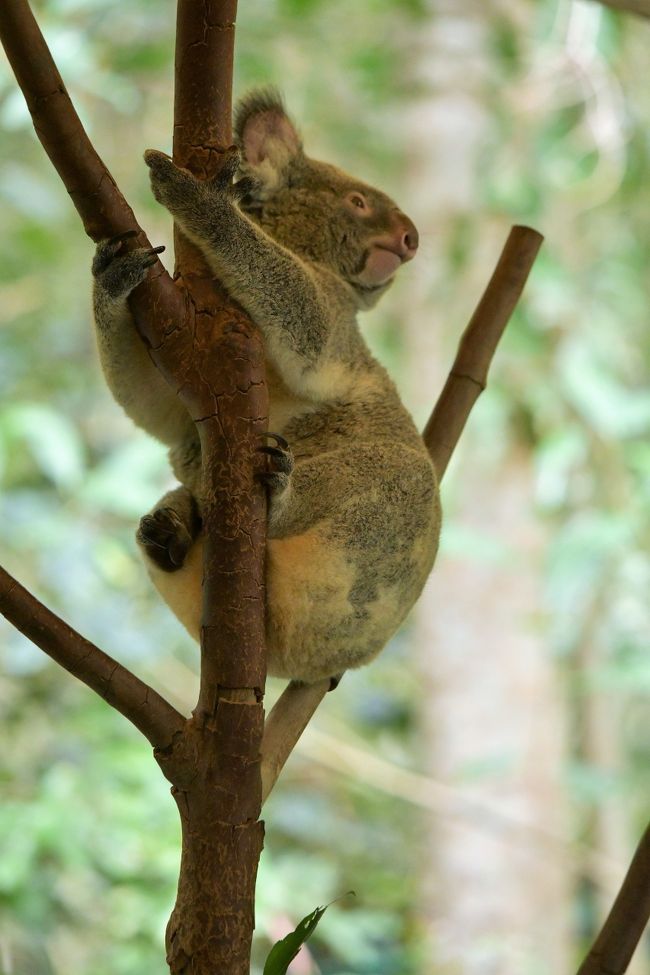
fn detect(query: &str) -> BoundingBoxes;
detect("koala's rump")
[143,471,439,684]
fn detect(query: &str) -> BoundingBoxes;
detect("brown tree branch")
[259,224,543,804]
[589,0,650,17]
[0,0,186,356]
[423,225,543,478]
[0,566,185,750]
[577,822,650,975]
[261,679,332,802]
[148,4,268,973]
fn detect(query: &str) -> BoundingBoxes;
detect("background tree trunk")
[415,453,570,974]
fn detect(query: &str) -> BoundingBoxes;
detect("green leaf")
[262,904,328,975]
[263,893,356,974]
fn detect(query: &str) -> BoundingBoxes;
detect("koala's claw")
[260,431,290,450]
[258,432,294,494]
[92,236,165,300]
[142,244,166,268]
[136,508,192,573]
[107,228,139,247]
[92,230,135,275]
[220,144,241,179]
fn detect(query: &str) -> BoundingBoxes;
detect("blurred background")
[1,0,649,972]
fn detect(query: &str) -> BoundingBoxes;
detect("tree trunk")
[154,3,269,971]
[160,722,264,972]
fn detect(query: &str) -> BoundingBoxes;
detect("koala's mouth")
[354,246,403,288]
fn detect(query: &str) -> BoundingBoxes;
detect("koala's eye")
[345,192,370,214]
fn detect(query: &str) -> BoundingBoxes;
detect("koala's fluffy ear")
[234,88,302,195]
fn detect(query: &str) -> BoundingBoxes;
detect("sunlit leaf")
[263,904,328,975]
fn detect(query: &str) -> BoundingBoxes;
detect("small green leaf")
[263,893,355,975]
[262,904,327,975]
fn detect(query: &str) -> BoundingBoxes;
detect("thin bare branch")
[423,225,543,478]
[0,565,185,750]
[259,224,544,804]
[577,821,650,975]
[0,0,186,353]
[589,0,650,17]
[0,0,130,239]
[261,680,332,802]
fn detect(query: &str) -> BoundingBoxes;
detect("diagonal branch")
[0,0,186,346]
[260,224,543,804]
[0,565,185,750]
[261,679,331,801]
[423,225,543,478]
[577,821,650,975]
[589,0,650,16]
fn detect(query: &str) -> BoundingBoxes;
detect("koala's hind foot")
[136,487,201,573]
[258,432,294,495]
[92,231,165,301]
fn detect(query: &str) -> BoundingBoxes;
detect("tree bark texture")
[147,3,269,972]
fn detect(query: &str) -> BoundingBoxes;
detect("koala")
[92,89,441,684]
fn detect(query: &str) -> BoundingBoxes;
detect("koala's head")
[234,88,419,306]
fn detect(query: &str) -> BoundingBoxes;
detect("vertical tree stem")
[159,3,268,973]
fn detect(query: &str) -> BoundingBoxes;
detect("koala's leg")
[259,433,295,531]
[136,485,202,573]
[92,234,193,446]
[143,533,205,643]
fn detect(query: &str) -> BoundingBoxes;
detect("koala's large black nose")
[401,217,419,255]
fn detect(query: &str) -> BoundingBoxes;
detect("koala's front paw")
[144,146,254,218]
[136,508,193,573]
[92,231,165,301]
[143,150,201,217]
[258,432,294,496]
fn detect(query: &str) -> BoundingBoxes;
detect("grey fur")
[92,89,441,682]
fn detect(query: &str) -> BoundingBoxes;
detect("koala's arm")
[92,237,195,447]
[145,151,361,399]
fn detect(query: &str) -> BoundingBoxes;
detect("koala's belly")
[141,513,437,683]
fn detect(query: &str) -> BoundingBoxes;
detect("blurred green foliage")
[0,0,649,973]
